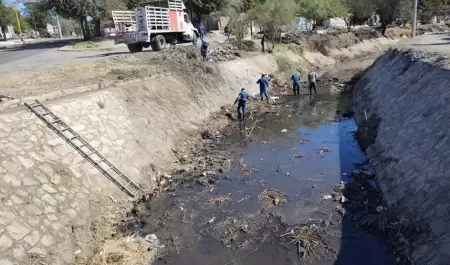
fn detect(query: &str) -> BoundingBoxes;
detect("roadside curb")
[57,45,126,52]
[0,76,154,112]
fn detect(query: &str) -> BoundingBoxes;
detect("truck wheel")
[152,35,166,51]
[127,44,143,53]
[192,33,198,45]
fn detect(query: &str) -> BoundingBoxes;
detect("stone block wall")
[353,48,450,265]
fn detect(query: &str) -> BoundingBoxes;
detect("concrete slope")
[353,47,450,264]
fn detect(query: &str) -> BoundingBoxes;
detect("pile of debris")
[207,43,243,62]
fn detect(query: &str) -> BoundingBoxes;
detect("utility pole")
[13,6,23,41]
[31,4,38,38]
[55,11,63,39]
[412,0,418,37]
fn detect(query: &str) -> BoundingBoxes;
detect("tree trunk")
[80,17,87,40]
[94,18,102,38]
[83,16,91,40]
[380,23,387,36]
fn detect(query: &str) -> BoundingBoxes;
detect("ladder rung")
[41,112,51,116]
[31,104,42,108]
[70,136,78,141]
[51,120,60,124]
[95,158,105,164]
[60,128,70,133]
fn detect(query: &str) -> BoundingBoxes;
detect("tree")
[419,0,449,20]
[375,0,408,35]
[23,3,52,33]
[342,0,375,27]
[42,0,94,39]
[0,0,15,40]
[296,0,348,29]
[186,0,228,17]
[249,0,298,40]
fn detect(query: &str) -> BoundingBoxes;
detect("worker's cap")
[241,88,245,91]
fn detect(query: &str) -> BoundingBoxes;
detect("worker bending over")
[201,41,208,60]
[234,88,249,121]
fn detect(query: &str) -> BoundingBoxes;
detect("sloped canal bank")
[122,87,397,265]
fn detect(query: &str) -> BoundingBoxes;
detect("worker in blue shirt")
[198,21,205,42]
[291,72,302,96]
[256,74,269,102]
[201,41,208,60]
[234,88,249,121]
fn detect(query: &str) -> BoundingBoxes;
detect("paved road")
[399,32,450,54]
[0,39,129,73]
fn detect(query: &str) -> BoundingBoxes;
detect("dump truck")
[112,0,199,52]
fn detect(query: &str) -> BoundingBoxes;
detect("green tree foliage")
[297,0,347,24]
[0,1,15,40]
[419,0,450,15]
[23,3,52,32]
[341,0,374,26]
[249,0,298,39]
[375,0,408,35]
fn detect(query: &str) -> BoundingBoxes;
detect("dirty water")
[128,95,395,265]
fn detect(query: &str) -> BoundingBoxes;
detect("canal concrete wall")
[0,55,273,265]
[353,48,450,265]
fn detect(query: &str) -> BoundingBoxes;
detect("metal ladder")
[25,100,140,197]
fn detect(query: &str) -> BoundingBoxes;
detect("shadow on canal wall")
[353,47,450,264]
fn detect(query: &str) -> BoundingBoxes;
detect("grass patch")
[73,41,102,49]
[274,55,307,81]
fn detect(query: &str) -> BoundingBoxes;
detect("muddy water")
[134,95,395,265]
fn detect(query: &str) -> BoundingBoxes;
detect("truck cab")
[113,0,199,52]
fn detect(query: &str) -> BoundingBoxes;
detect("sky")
[5,0,26,13]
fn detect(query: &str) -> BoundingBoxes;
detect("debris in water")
[342,173,348,176]
[340,196,347,204]
[240,164,257,174]
[376,206,384,213]
[321,194,333,201]
[259,188,287,206]
[335,205,346,215]
[293,153,305,158]
[281,220,337,259]
[144,234,159,245]
[208,196,230,205]
[281,129,288,132]
[286,172,292,177]
[318,148,330,153]
[207,217,216,223]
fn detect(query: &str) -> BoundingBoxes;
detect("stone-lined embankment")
[353,47,450,264]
